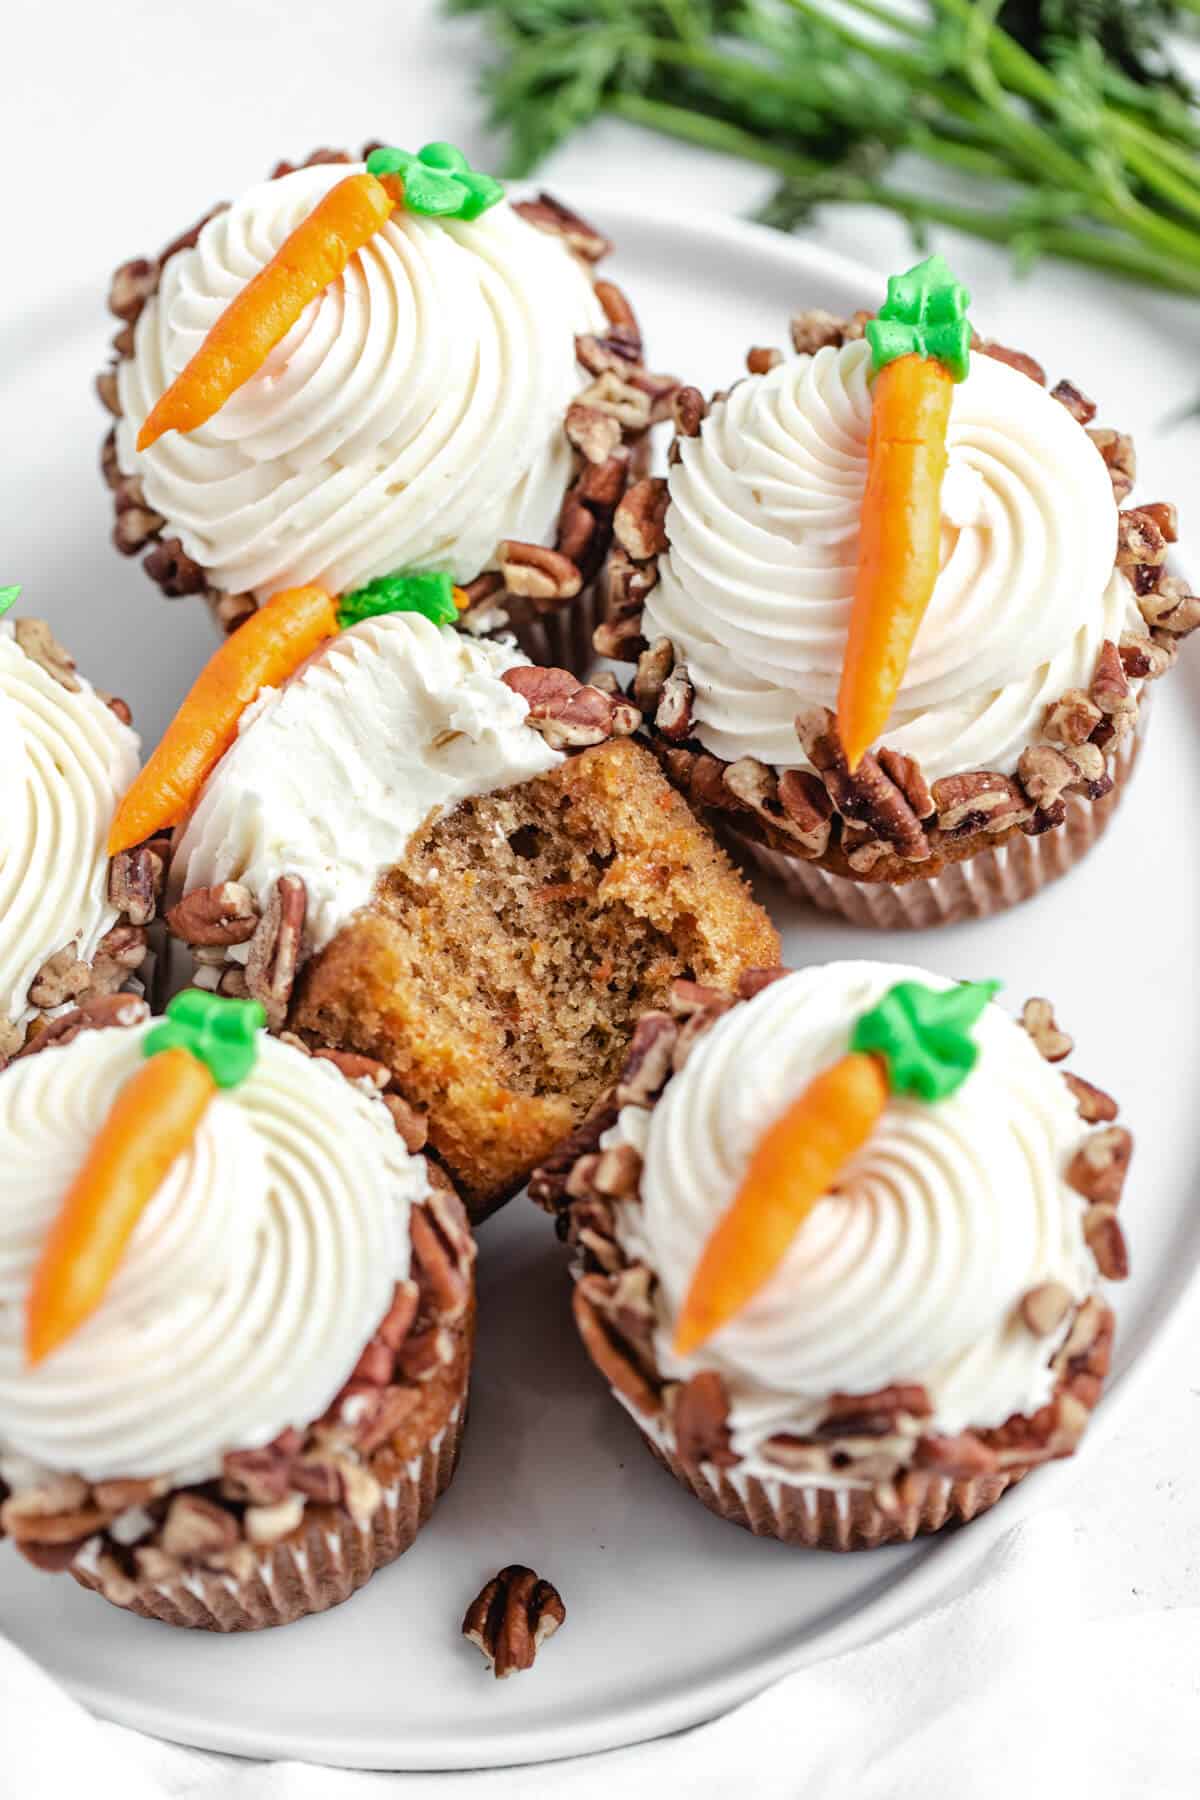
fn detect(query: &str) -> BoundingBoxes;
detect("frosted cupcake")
[0,587,161,1063]
[100,141,673,675]
[0,991,474,1631]
[534,964,1130,1549]
[123,582,778,1218]
[610,257,1191,926]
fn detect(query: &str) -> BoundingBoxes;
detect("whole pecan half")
[462,1565,566,1679]
[167,880,260,947]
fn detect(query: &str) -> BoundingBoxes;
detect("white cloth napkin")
[3,1510,1198,1800]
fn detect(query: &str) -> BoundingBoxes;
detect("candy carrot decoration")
[25,993,265,1365]
[836,256,973,772]
[673,979,999,1357]
[136,143,503,452]
[108,571,467,856]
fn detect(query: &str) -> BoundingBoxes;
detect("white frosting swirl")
[0,625,140,1029]
[609,963,1098,1475]
[172,612,562,956]
[116,165,606,597]
[0,1027,427,1485]
[643,343,1142,781]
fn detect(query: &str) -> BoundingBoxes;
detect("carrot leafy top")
[144,990,266,1089]
[865,253,972,383]
[0,585,21,619]
[366,142,504,220]
[850,979,1001,1103]
[338,569,463,629]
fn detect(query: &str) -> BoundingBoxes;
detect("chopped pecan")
[593,613,646,662]
[245,874,307,1030]
[463,1565,566,1679]
[113,499,165,555]
[108,256,159,323]
[565,401,622,466]
[573,1274,659,1414]
[499,541,582,611]
[1043,688,1103,747]
[914,1432,999,1477]
[932,770,1028,834]
[380,1093,428,1151]
[17,992,148,1058]
[212,590,258,635]
[1087,428,1136,502]
[409,1186,475,1324]
[1066,1127,1133,1206]
[1017,743,1094,810]
[377,1279,420,1351]
[1118,633,1172,681]
[777,769,834,855]
[13,619,80,692]
[761,1437,833,1476]
[1049,379,1096,424]
[1138,575,1200,638]
[593,277,641,341]
[1118,508,1168,572]
[143,536,207,598]
[503,665,617,749]
[633,636,675,714]
[1084,1206,1129,1280]
[29,948,92,1009]
[96,368,121,415]
[876,748,934,822]
[818,1384,932,1439]
[167,880,260,946]
[90,924,149,994]
[613,478,669,562]
[978,340,1045,384]
[513,192,611,261]
[796,706,929,861]
[654,665,693,741]
[108,843,165,926]
[575,330,641,380]
[615,1011,678,1107]
[555,497,597,580]
[672,385,707,438]
[1091,639,1136,726]
[577,370,653,430]
[671,1371,737,1468]
[1063,1073,1118,1124]
[245,1495,305,1547]
[746,346,783,375]
[1021,799,1068,837]
[160,1494,239,1560]
[574,450,629,513]
[590,1142,643,1201]
[1021,997,1073,1062]
[1020,1281,1073,1337]
[1062,1295,1106,1361]
[221,1442,294,1507]
[790,309,845,355]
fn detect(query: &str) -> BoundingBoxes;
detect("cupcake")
[136,585,779,1219]
[533,963,1129,1550]
[0,587,162,1064]
[100,141,674,675]
[608,257,1191,927]
[0,990,474,1631]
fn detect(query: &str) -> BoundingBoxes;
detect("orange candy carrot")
[25,1048,215,1365]
[136,171,397,451]
[108,583,337,854]
[673,1051,889,1358]
[836,351,954,771]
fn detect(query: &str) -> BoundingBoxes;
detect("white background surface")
[3,0,1200,1779]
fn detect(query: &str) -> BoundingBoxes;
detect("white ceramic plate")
[2,197,1200,1773]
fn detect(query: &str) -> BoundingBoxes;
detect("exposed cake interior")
[294,739,780,1213]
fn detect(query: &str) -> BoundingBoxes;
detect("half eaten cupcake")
[608,256,1191,927]
[0,587,163,1064]
[101,140,673,675]
[138,584,779,1218]
[0,990,474,1631]
[534,963,1129,1550]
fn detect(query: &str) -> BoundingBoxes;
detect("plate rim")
[11,192,1200,1773]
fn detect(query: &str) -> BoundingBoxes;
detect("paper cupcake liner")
[72,1401,466,1633]
[508,582,602,681]
[727,710,1144,929]
[643,1431,1028,1552]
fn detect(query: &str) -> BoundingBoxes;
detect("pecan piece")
[1118,633,1173,681]
[1084,1206,1129,1280]
[221,1441,295,1507]
[166,880,260,946]
[796,706,929,861]
[671,1371,737,1469]
[746,346,783,375]
[590,1142,643,1201]
[17,992,149,1058]
[96,368,121,416]
[109,843,165,926]
[573,1275,659,1414]
[160,1494,239,1560]
[672,385,707,438]
[13,619,80,692]
[1020,1281,1073,1336]
[409,1186,475,1324]
[790,309,845,355]
[654,665,694,741]
[1138,575,1200,639]
[565,402,622,466]
[513,192,611,261]
[932,770,1028,834]
[143,536,207,598]
[1021,998,1073,1062]
[1117,508,1168,572]
[1049,379,1096,424]
[1043,688,1103,747]
[463,1565,566,1679]
[1087,428,1136,502]
[502,665,616,749]
[818,1384,932,1439]
[615,1012,678,1107]
[108,256,159,324]
[245,874,307,1030]
[876,748,934,822]
[633,636,675,714]
[499,541,582,611]
[613,478,669,563]
[593,277,641,341]
[1066,1127,1133,1206]
[1063,1074,1118,1124]
[90,924,149,995]
[577,370,653,430]
[29,948,92,1009]
[914,1433,999,1477]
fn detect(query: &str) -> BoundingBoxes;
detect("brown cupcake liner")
[72,1400,466,1633]
[643,1429,1028,1552]
[727,710,1144,929]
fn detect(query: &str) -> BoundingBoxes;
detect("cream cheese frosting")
[0,1026,427,1487]
[116,164,606,598]
[643,342,1143,781]
[606,963,1098,1481]
[171,611,563,957]
[0,625,140,1030]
